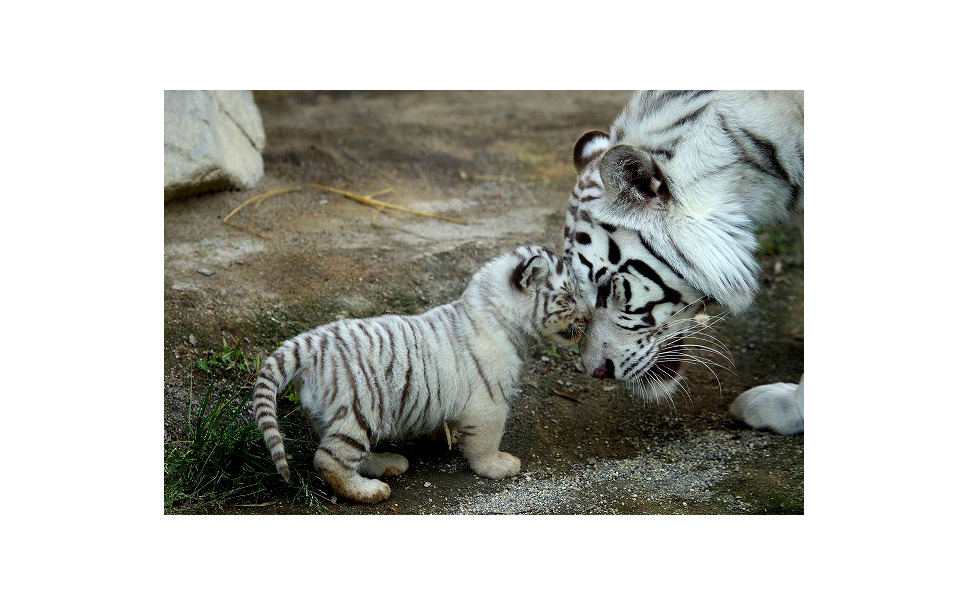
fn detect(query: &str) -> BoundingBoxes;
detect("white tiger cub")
[252,245,587,504]
[564,91,803,434]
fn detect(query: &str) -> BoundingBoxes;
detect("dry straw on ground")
[222,184,468,241]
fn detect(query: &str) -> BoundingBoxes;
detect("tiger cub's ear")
[599,144,670,209]
[573,130,611,172]
[510,255,551,292]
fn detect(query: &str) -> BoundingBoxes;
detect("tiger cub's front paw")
[359,452,410,478]
[470,452,521,479]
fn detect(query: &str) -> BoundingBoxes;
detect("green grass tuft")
[165,344,328,513]
[538,344,560,359]
[196,339,258,375]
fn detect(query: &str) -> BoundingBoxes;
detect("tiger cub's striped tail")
[252,338,306,481]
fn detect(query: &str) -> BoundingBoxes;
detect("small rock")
[188,334,197,346]
[197,268,215,276]
[424,482,432,487]
[540,355,550,362]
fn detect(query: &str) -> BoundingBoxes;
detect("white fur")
[730,375,804,435]
[254,246,585,502]
[563,90,804,435]
[595,90,803,313]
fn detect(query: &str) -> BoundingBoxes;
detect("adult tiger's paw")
[730,377,804,435]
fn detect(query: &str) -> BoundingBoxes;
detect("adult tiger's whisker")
[663,312,730,335]
[681,342,735,366]
[681,330,733,357]
[655,351,733,374]
[656,352,728,393]
[657,314,735,366]
[662,366,693,409]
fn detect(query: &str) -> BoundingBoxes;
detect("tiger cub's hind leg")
[358,452,410,478]
[313,438,391,504]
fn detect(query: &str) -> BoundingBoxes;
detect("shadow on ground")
[164,91,803,515]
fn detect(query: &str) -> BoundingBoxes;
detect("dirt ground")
[163,91,804,515]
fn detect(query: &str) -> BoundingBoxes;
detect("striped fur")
[563,91,804,434]
[253,245,587,503]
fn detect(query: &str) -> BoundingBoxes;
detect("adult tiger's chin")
[629,351,687,405]
[627,371,685,406]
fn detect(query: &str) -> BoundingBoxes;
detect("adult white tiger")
[563,90,804,434]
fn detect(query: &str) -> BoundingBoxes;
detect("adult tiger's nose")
[592,359,615,379]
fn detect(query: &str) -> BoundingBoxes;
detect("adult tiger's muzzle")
[591,359,614,379]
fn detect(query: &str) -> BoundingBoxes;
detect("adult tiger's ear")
[573,130,611,172]
[511,255,550,292]
[599,144,670,210]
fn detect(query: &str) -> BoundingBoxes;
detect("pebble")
[197,268,215,276]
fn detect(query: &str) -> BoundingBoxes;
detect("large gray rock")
[164,91,266,202]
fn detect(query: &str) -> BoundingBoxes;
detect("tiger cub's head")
[504,245,589,348]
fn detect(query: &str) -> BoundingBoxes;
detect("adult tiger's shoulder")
[563,90,803,434]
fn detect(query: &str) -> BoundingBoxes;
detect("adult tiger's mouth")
[651,357,683,380]
[646,338,684,381]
